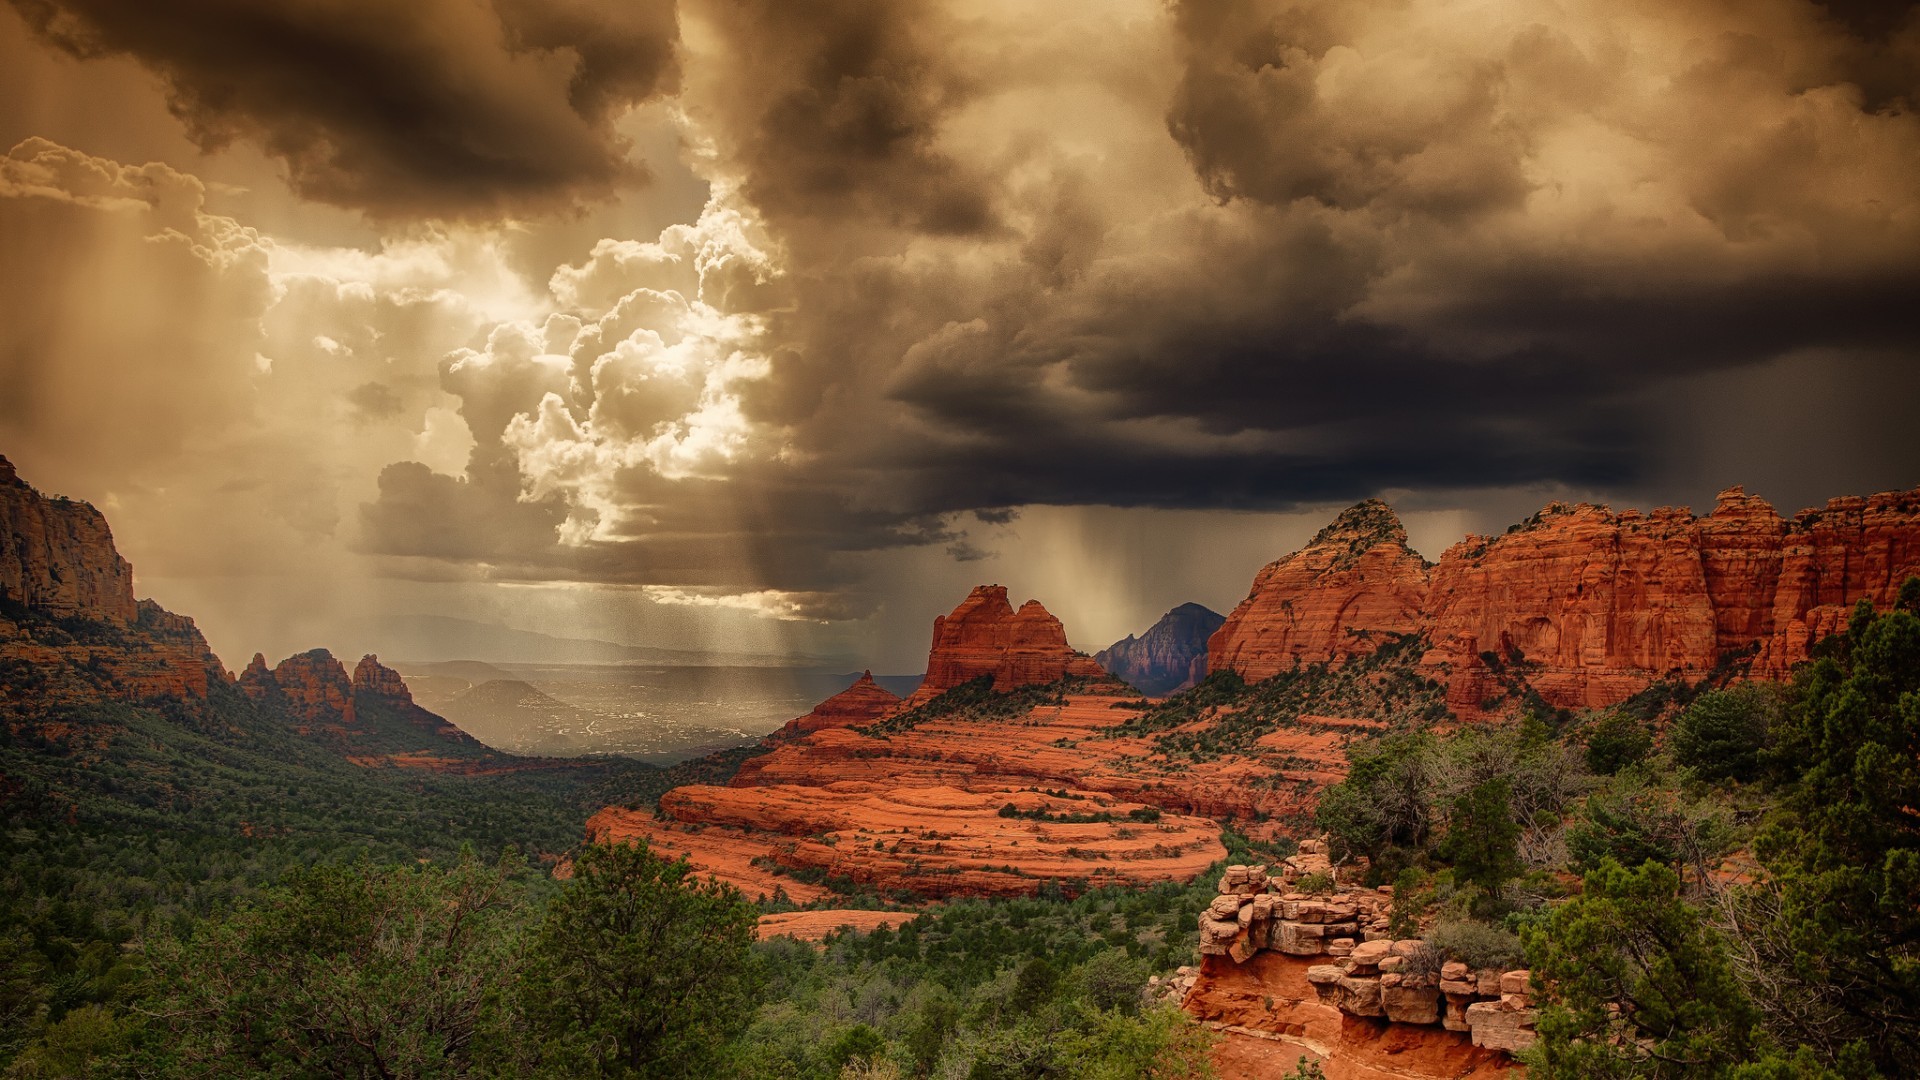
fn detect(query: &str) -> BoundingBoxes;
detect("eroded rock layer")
[1210,485,1920,711]
[1181,851,1531,1077]
[590,782,1225,902]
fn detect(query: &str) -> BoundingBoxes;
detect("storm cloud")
[5,0,1920,661]
[6,0,679,216]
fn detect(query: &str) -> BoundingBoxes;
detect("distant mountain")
[350,613,825,668]
[1095,603,1225,696]
[432,678,594,753]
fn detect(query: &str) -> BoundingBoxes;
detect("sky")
[2,0,1917,673]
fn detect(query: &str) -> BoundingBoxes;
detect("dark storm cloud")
[7,0,678,217]
[690,0,995,236]
[353,0,1920,610]
[708,0,1920,523]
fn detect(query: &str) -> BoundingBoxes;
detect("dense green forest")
[3,586,1917,1077]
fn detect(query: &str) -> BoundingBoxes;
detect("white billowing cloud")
[438,191,789,545]
[641,586,835,623]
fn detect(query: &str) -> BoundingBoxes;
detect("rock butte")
[905,585,1107,706]
[1210,486,1920,714]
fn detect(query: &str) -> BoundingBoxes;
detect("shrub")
[1425,919,1525,971]
[1294,872,1336,895]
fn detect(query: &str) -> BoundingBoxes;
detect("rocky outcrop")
[252,649,356,728]
[1096,603,1225,696]
[765,671,900,741]
[1189,846,1535,1062]
[905,586,1107,705]
[0,455,137,624]
[1208,502,1433,682]
[351,653,413,702]
[0,457,229,710]
[1210,485,1920,712]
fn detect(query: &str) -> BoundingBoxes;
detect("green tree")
[1315,732,1436,864]
[1524,859,1766,1079]
[1744,594,1920,1073]
[1583,713,1653,776]
[520,840,761,1079]
[1673,687,1776,783]
[1437,777,1521,894]
[143,850,527,1079]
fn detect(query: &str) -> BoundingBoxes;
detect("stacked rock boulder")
[1195,840,1536,1054]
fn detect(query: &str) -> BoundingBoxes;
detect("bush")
[1294,872,1336,895]
[1424,920,1525,971]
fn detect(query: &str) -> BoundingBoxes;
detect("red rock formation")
[906,586,1107,705]
[1208,502,1432,682]
[595,782,1225,901]
[1210,486,1920,713]
[351,654,413,702]
[1755,488,1920,677]
[268,649,356,727]
[0,455,137,623]
[757,910,918,942]
[1421,503,1720,712]
[766,671,900,741]
[0,458,228,709]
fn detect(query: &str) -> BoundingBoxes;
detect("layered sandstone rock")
[0,455,137,624]
[1208,502,1432,682]
[765,671,900,741]
[1211,485,1920,712]
[592,782,1225,901]
[1190,851,1535,1062]
[1096,602,1225,696]
[905,586,1106,705]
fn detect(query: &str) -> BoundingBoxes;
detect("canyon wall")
[1210,485,1920,712]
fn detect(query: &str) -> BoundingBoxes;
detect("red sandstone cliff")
[904,586,1107,705]
[0,455,137,623]
[1211,485,1920,713]
[1,457,228,709]
[1208,502,1433,682]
